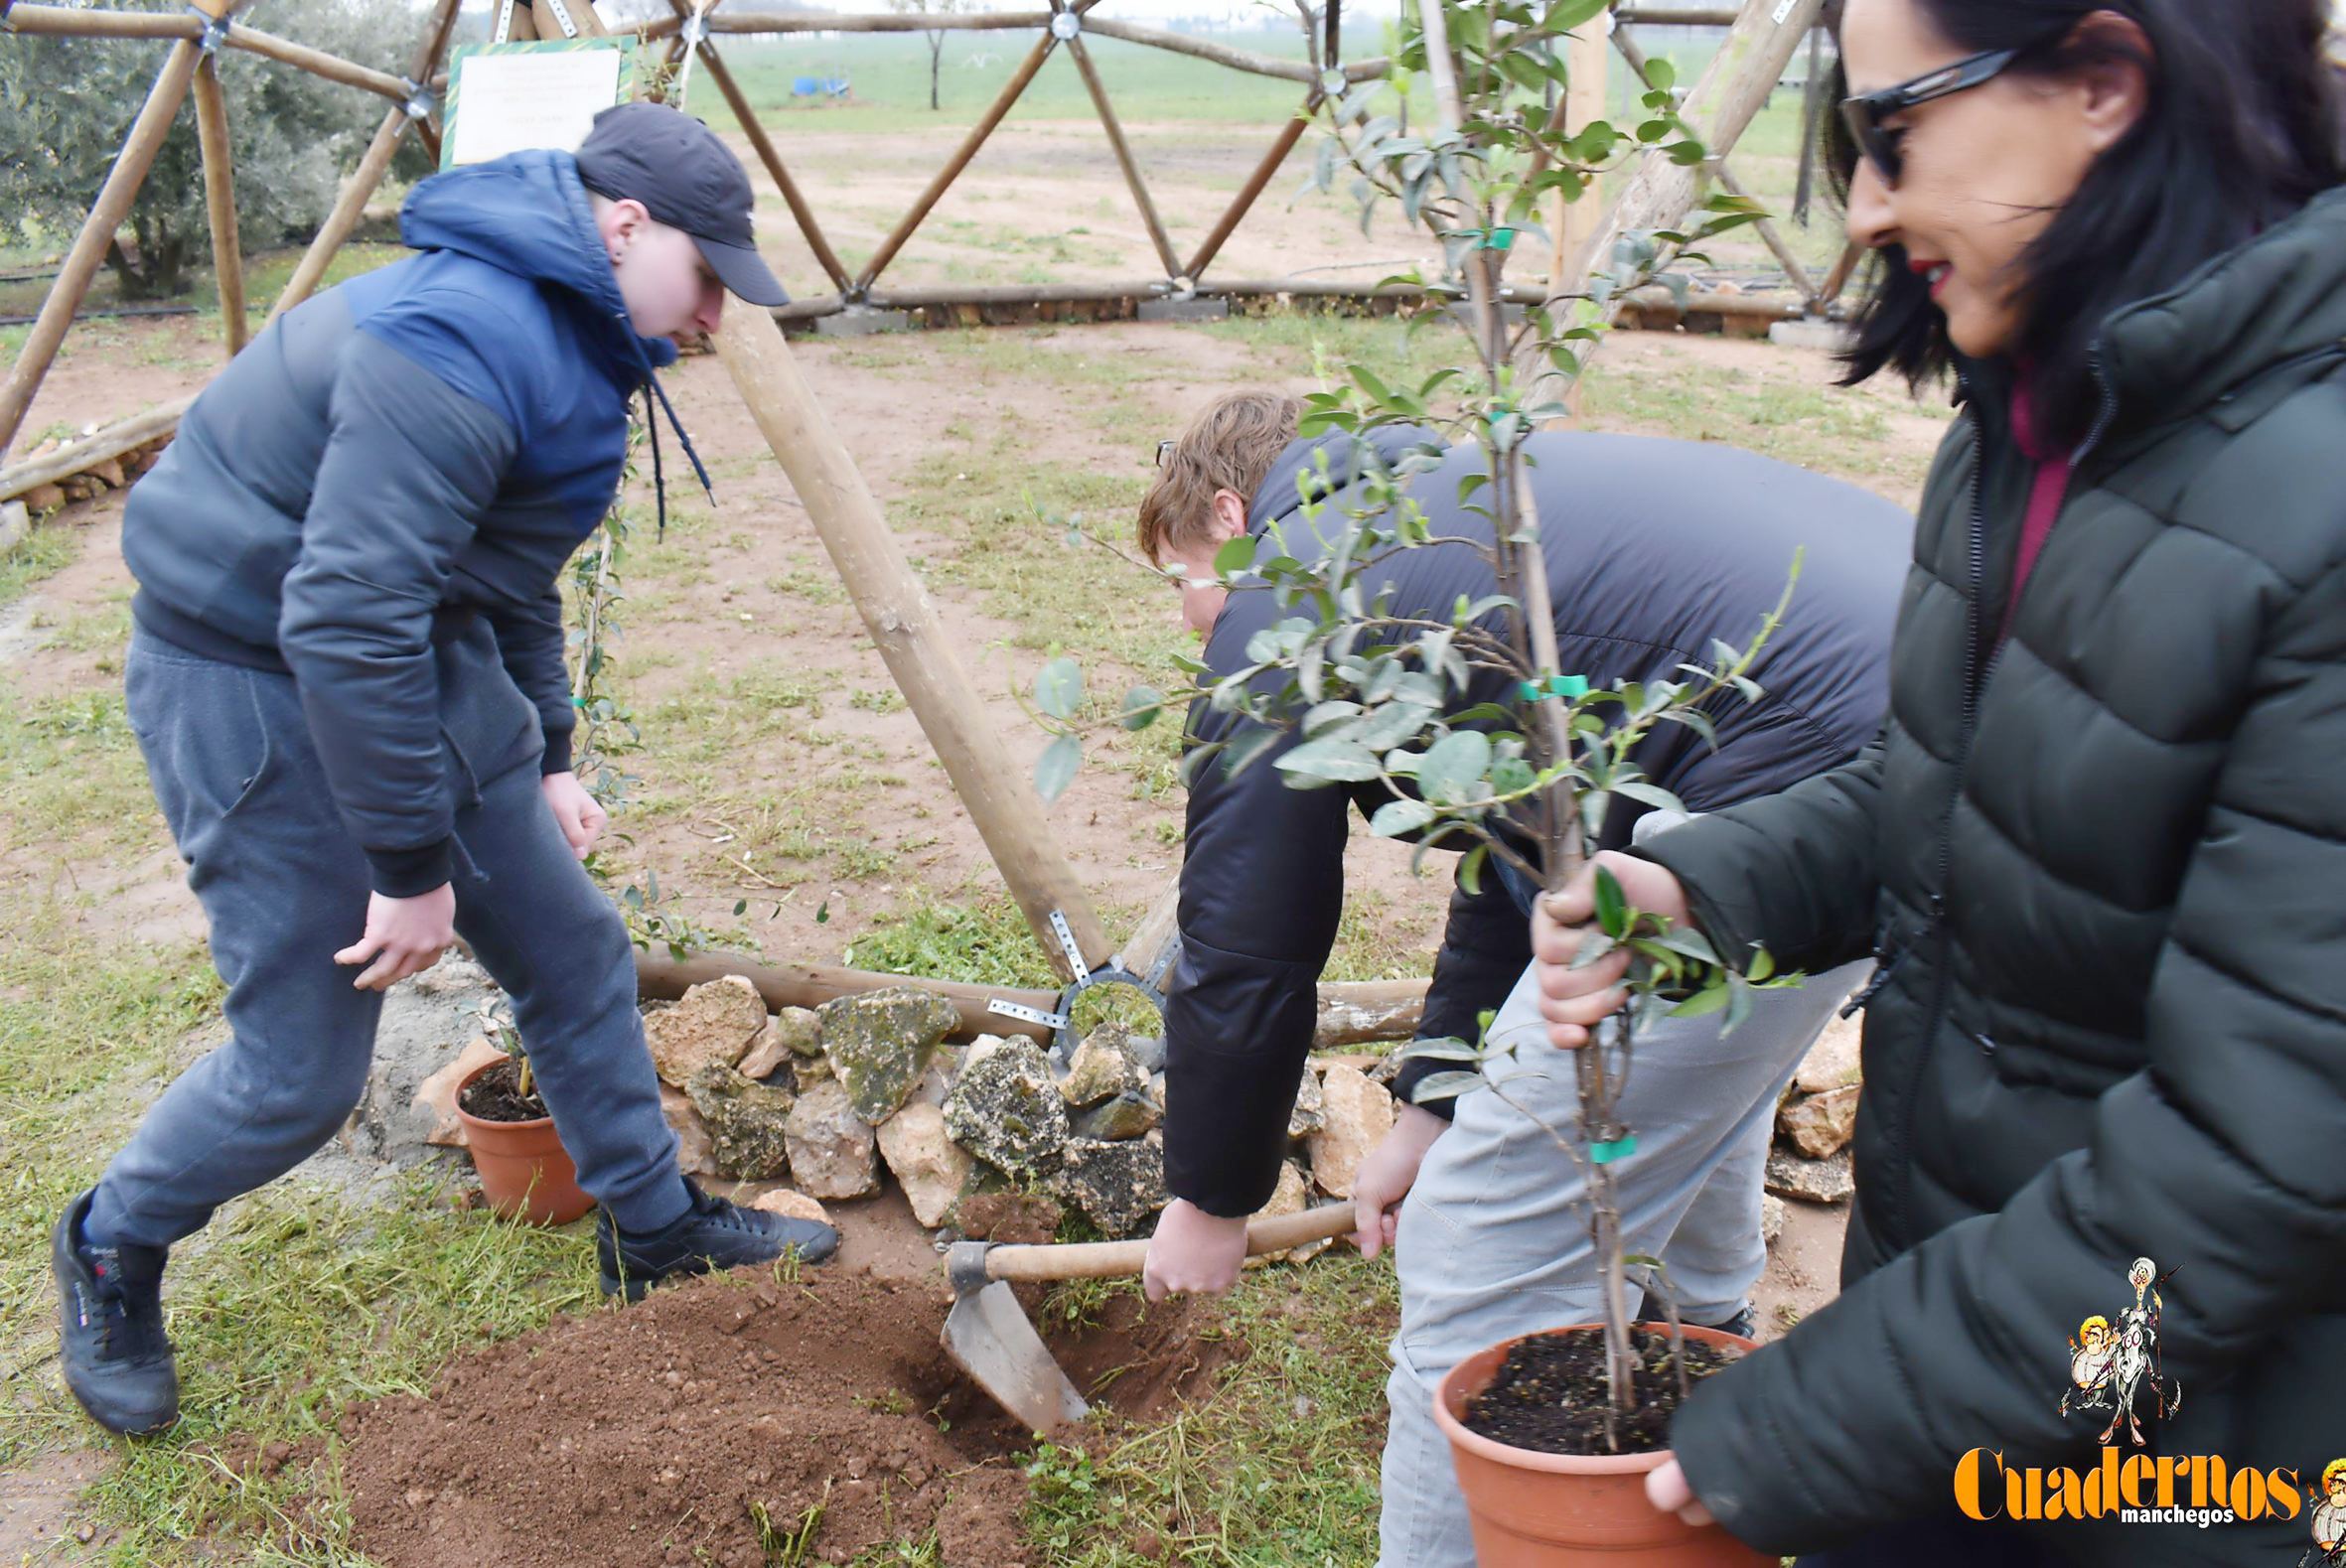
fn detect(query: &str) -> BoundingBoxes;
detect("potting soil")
[1462,1325,1739,1457]
[455,1056,549,1122]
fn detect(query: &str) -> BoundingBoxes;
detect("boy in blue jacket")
[51,102,835,1438]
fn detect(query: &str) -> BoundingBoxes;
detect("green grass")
[0,516,82,610]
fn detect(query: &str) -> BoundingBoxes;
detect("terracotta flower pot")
[1431,1322,1772,1568]
[452,1060,594,1225]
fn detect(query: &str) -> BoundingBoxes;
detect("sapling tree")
[1030,0,1805,1445]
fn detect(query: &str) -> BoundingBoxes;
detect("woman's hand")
[1646,1457,1714,1527]
[1528,851,1691,1049]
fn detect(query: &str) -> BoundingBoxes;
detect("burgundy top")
[1998,374,2076,645]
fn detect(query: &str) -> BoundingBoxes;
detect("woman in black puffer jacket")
[1532,2,2346,1564]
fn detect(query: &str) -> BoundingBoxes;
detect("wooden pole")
[0,1,235,459]
[1817,237,1865,306]
[856,30,1056,292]
[0,4,202,39]
[267,0,463,323]
[1065,36,1183,282]
[1548,7,1611,420]
[636,947,1428,1046]
[689,36,853,291]
[191,57,248,358]
[707,304,1114,980]
[1082,16,1383,85]
[0,394,194,503]
[224,26,408,101]
[1184,96,1314,282]
[1521,0,1828,412]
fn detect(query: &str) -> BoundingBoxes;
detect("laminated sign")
[441,37,640,169]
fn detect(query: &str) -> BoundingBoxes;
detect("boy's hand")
[337,886,456,990]
[541,771,607,858]
[1142,1199,1250,1302]
[1352,1102,1448,1260]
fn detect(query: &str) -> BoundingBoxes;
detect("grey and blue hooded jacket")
[122,150,698,899]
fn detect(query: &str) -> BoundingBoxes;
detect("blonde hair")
[1136,390,1300,563]
[2324,1458,2346,1493]
[2078,1315,2110,1340]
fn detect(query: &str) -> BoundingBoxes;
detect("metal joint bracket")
[1048,961,1169,1060]
[986,997,1071,1032]
[1045,908,1089,978]
[680,12,708,49]
[400,77,438,121]
[188,6,229,54]
[1049,11,1082,41]
[1318,66,1348,97]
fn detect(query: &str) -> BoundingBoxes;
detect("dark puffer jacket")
[1643,191,2346,1562]
[1165,427,1910,1217]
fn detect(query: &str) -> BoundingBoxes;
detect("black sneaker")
[596,1178,839,1301]
[1696,1304,1758,1342]
[52,1190,179,1436]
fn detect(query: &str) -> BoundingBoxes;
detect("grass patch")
[0,518,81,610]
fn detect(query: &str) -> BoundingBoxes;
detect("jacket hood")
[400,150,680,377]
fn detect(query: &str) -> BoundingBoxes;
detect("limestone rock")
[952,1191,1062,1245]
[796,1053,835,1085]
[1072,1089,1160,1143]
[1255,1160,1331,1264]
[1286,1062,1325,1142]
[740,1007,819,1080]
[1054,1136,1169,1237]
[1058,1028,1150,1109]
[644,975,767,1087]
[1765,1148,1854,1205]
[1306,1064,1394,1199]
[414,1037,508,1148]
[748,1189,833,1226]
[685,1065,797,1182]
[876,1101,977,1227]
[906,1043,966,1109]
[1761,1194,1787,1247]
[943,1035,1069,1179]
[819,987,959,1124]
[1126,1033,1167,1073]
[659,1084,720,1179]
[1794,1010,1863,1095]
[1777,1084,1860,1160]
[784,1079,881,1200]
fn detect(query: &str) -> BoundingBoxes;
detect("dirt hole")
[338,1266,1235,1568]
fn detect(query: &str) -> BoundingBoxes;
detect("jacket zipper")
[1887,353,2120,1244]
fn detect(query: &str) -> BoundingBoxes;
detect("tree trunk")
[928,31,944,110]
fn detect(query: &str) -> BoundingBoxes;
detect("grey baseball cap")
[574,100,789,307]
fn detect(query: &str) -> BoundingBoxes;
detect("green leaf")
[1746,946,1776,984]
[1120,686,1165,731]
[1370,797,1439,837]
[1277,737,1385,784]
[1416,730,1493,806]
[1488,758,1537,797]
[1401,1037,1484,1064]
[1458,842,1489,897]
[1611,780,1686,815]
[1723,976,1756,1036]
[1035,733,1081,805]
[1409,1069,1487,1104]
[1642,56,1676,90]
[1034,657,1083,721]
[1649,926,1720,966]
[1214,533,1259,578]
[1221,724,1280,777]
[1592,865,1629,939]
[1668,984,1729,1020]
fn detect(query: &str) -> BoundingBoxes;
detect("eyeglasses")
[1155,439,1176,468]
[1838,48,2019,187]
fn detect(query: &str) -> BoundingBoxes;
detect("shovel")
[942,1202,1361,1433]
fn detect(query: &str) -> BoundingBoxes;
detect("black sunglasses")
[1838,48,2020,186]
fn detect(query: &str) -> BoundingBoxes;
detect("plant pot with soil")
[1432,1321,1771,1568]
[454,1054,594,1225]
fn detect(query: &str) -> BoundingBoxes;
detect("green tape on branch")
[1478,226,1517,251]
[1519,673,1590,702]
[1589,1133,1638,1164]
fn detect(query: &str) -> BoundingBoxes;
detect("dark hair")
[1827,0,2346,439]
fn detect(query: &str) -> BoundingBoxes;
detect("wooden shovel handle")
[980,1202,1359,1284]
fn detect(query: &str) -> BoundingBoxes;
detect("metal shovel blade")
[942,1279,1091,1435]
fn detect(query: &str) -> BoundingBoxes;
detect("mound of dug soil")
[340,1267,1230,1568]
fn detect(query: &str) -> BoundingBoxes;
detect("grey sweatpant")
[86,629,689,1251]
[1377,938,1865,1567]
